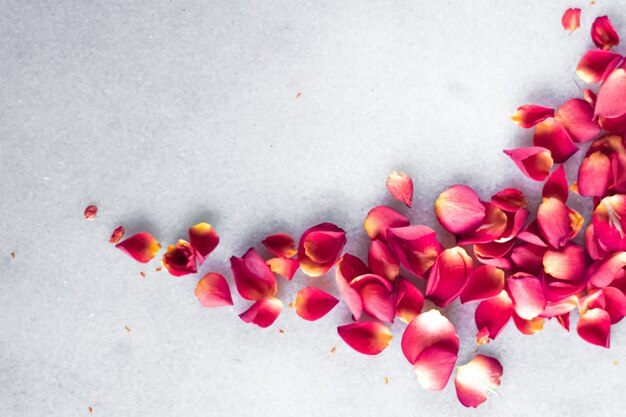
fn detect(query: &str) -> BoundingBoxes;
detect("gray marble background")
[1,1,624,416]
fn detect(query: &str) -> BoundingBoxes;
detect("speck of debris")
[155,266,162,272]
[278,329,285,334]
[614,361,619,365]
[384,377,389,384]
[124,326,131,333]
[330,347,336,353]
[140,272,146,278]
[10,252,16,259]
[288,302,294,309]
[88,406,93,413]
[296,92,301,98]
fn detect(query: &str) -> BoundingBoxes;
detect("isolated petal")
[555,99,600,143]
[457,204,508,245]
[414,344,458,391]
[298,223,347,277]
[261,233,296,258]
[230,247,277,300]
[506,273,546,320]
[266,257,299,280]
[561,8,580,32]
[337,322,392,355]
[188,222,219,262]
[460,265,505,304]
[503,147,553,181]
[577,308,611,348]
[401,309,459,365]
[591,16,620,50]
[116,232,161,264]
[426,247,473,307]
[455,354,503,408]
[386,171,414,208]
[195,272,233,308]
[386,225,442,277]
[364,206,409,241]
[295,287,339,321]
[475,291,513,341]
[239,297,283,328]
[576,49,622,84]
[162,240,197,277]
[435,185,486,235]
[532,117,577,164]
[109,226,125,244]
[511,104,554,128]
[368,240,400,281]
[395,277,424,323]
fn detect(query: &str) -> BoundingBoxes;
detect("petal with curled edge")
[595,63,626,119]
[455,354,503,408]
[401,309,459,365]
[601,287,626,324]
[561,8,580,32]
[116,232,161,264]
[386,225,442,277]
[195,272,233,308]
[261,233,297,258]
[230,247,277,300]
[555,99,600,143]
[592,194,626,251]
[578,151,611,197]
[537,197,583,248]
[414,344,458,391]
[295,287,339,321]
[577,308,611,348]
[503,147,553,181]
[542,165,568,202]
[395,277,424,323]
[386,171,414,208]
[364,205,410,242]
[435,185,486,235]
[350,274,395,323]
[542,243,586,283]
[591,16,620,50]
[426,247,473,307]
[335,254,369,320]
[586,252,626,288]
[511,104,554,128]
[490,188,528,212]
[599,113,626,133]
[475,291,513,342]
[511,244,547,275]
[239,297,283,328]
[473,240,515,270]
[532,117,577,164]
[585,224,610,261]
[457,204,508,245]
[162,240,197,277]
[188,222,219,263]
[576,49,622,84]
[109,226,125,244]
[298,223,347,277]
[460,265,504,304]
[266,257,299,280]
[506,273,546,320]
[368,239,400,281]
[337,321,392,355]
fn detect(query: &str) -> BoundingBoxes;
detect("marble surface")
[1,1,624,416]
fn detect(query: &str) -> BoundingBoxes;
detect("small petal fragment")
[401,309,459,365]
[511,105,554,128]
[337,322,392,355]
[188,223,219,262]
[364,206,410,241]
[561,8,580,32]
[195,272,233,308]
[435,185,486,235]
[109,226,125,244]
[577,308,611,348]
[261,233,297,258]
[368,240,400,281]
[298,223,347,277]
[386,171,414,208]
[162,240,197,277]
[295,287,339,321]
[395,277,424,323]
[230,248,277,300]
[503,147,553,181]
[239,297,283,328]
[84,205,97,220]
[506,273,546,320]
[116,232,161,264]
[426,247,473,307]
[591,16,620,50]
[455,354,503,408]
[267,257,299,280]
[460,265,505,304]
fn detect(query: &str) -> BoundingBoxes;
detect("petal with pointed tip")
[455,354,503,408]
[475,291,513,341]
[337,322,392,355]
[386,171,413,208]
[503,147,553,181]
[576,50,622,84]
[426,247,473,307]
[511,104,554,128]
[295,287,339,321]
[195,272,233,308]
[239,297,283,328]
[542,165,568,202]
[401,309,459,365]
[395,277,424,323]
[230,248,277,300]
[591,16,620,50]
[364,206,410,242]
[261,233,297,258]
[335,254,369,319]
[555,99,600,143]
[116,232,161,264]
[586,252,626,288]
[188,223,219,262]
[532,117,577,164]
[435,185,486,235]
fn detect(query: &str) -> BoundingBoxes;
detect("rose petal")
[542,243,586,282]
[337,321,392,355]
[239,297,283,328]
[350,274,395,323]
[517,221,549,247]
[457,204,508,245]
[401,309,459,365]
[426,247,473,307]
[512,313,545,335]
[460,265,505,304]
[599,113,626,133]
[230,247,277,300]
[84,205,97,220]
[495,208,528,243]
[542,165,568,202]
[601,287,626,324]
[162,240,197,277]
[335,254,369,320]
[577,151,612,197]
[261,233,297,258]
[195,272,233,308]
[188,222,219,263]
[368,240,400,281]
[295,287,339,321]
[577,308,611,348]
[435,185,486,235]
[585,251,626,288]
[490,188,528,212]
[595,63,626,119]
[511,244,547,275]
[475,291,513,341]
[506,273,546,320]
[386,171,414,208]
[364,206,410,242]
[591,16,620,50]
[267,257,299,280]
[116,232,161,264]
[576,49,622,84]
[555,99,600,143]
[537,197,583,248]
[511,104,554,128]
[585,224,611,261]
[413,344,458,391]
[503,147,553,181]
[532,117,578,164]
[473,240,515,269]
[298,223,347,277]
[386,225,442,277]
[395,277,424,323]
[561,8,580,32]
[109,226,125,244]
[455,354,503,408]
[592,194,626,251]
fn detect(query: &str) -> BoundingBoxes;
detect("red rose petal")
[230,247,277,300]
[239,297,283,328]
[413,344,458,391]
[386,171,414,208]
[561,8,580,32]
[473,240,515,269]
[295,287,339,321]
[162,240,197,277]
[585,224,611,261]
[116,232,161,264]
[194,272,233,308]
[490,188,528,212]
[188,222,219,263]
[578,151,612,197]
[542,243,586,282]
[435,185,486,235]
[401,309,459,365]
[350,274,395,323]
[109,226,125,244]
[335,254,369,320]
[537,197,583,248]
[84,205,97,220]
[542,165,568,202]
[576,49,622,84]
[475,291,513,341]
[457,204,508,245]
[591,16,620,50]
[595,63,626,119]
[426,247,473,307]
[592,194,626,251]
[532,117,578,164]
[364,206,410,242]
[506,273,546,320]
[261,233,297,258]
[511,104,554,128]
[555,99,600,143]
[368,239,400,282]
[266,257,299,280]
[586,252,626,288]
[298,223,347,277]
[577,308,611,348]
[503,147,553,181]
[512,313,545,335]
[460,265,505,304]
[386,225,442,277]
[455,354,503,408]
[395,277,424,323]
[337,321,392,355]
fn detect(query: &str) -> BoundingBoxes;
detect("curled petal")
[599,113,626,133]
[542,165,568,202]
[195,272,233,308]
[511,104,554,128]
[267,257,299,280]
[457,204,508,245]
[368,240,400,281]
[350,274,395,323]
[335,254,369,319]
[109,226,125,244]
[577,308,611,348]
[84,205,97,220]
[395,277,424,323]
[455,354,503,408]
[583,88,597,106]
[591,16,620,50]
[364,206,409,242]
[537,197,583,248]
[414,344,458,391]
[337,322,392,355]
[506,273,546,320]
[592,194,626,251]
[473,240,515,269]
[555,99,600,143]
[435,185,486,235]
[116,232,161,264]
[460,265,505,304]
[503,147,553,181]
[595,63,626,119]
[512,313,545,335]
[511,244,547,275]
[578,151,611,197]
[401,309,459,365]
[585,252,626,288]
[561,8,580,32]
[542,243,586,282]
[475,291,513,341]
[532,117,577,164]
[576,49,622,84]
[230,248,277,300]
[261,233,296,258]
[295,287,339,321]
[162,240,197,277]
[298,223,347,277]
[188,222,219,262]
[585,224,610,261]
[386,171,414,208]
[426,247,473,307]
[239,297,283,328]
[386,225,441,277]
[490,188,527,212]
